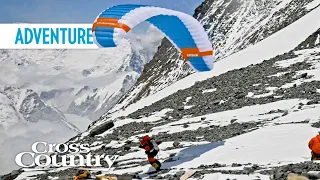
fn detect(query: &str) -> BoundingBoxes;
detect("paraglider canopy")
[92,4,215,72]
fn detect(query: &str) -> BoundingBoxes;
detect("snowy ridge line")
[111,0,320,110]
[109,6,320,119]
[0,24,164,175]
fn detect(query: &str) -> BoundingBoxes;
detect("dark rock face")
[40,89,62,100]
[117,38,193,108]
[114,0,319,110]
[20,91,65,122]
[260,162,320,180]
[89,121,115,137]
[1,86,67,123]
[67,94,99,117]
[7,1,320,180]
[0,169,24,180]
[181,162,320,179]
[68,73,139,121]
[127,28,320,120]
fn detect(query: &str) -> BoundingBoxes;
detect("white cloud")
[0,121,77,175]
[0,19,165,177]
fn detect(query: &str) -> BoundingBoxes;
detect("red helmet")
[141,135,150,145]
[143,135,150,141]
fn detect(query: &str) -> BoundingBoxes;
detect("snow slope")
[0,93,22,128]
[13,98,320,179]
[0,25,163,175]
[4,2,320,180]
[109,6,320,119]
[114,0,320,109]
[9,5,320,179]
[177,124,313,167]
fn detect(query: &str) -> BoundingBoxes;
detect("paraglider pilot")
[139,135,162,171]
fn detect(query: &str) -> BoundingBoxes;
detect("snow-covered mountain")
[0,85,74,127]
[3,0,320,179]
[0,25,163,175]
[113,0,320,111]
[0,25,163,126]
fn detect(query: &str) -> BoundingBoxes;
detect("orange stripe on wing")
[92,18,131,32]
[180,48,213,61]
[96,18,119,23]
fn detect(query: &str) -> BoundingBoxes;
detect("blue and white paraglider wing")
[92,4,214,72]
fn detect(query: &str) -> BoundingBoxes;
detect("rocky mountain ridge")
[113,0,320,111]
[2,0,320,179]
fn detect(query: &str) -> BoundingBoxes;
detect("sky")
[0,0,203,23]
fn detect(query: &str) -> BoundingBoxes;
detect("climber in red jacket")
[139,135,162,171]
[309,130,320,160]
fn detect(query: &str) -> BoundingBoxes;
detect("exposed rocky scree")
[186,162,320,180]
[4,161,320,180]
[115,0,320,110]
[70,28,320,179]
[35,26,320,180]
[2,1,320,180]
[116,38,193,107]
[128,28,320,120]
